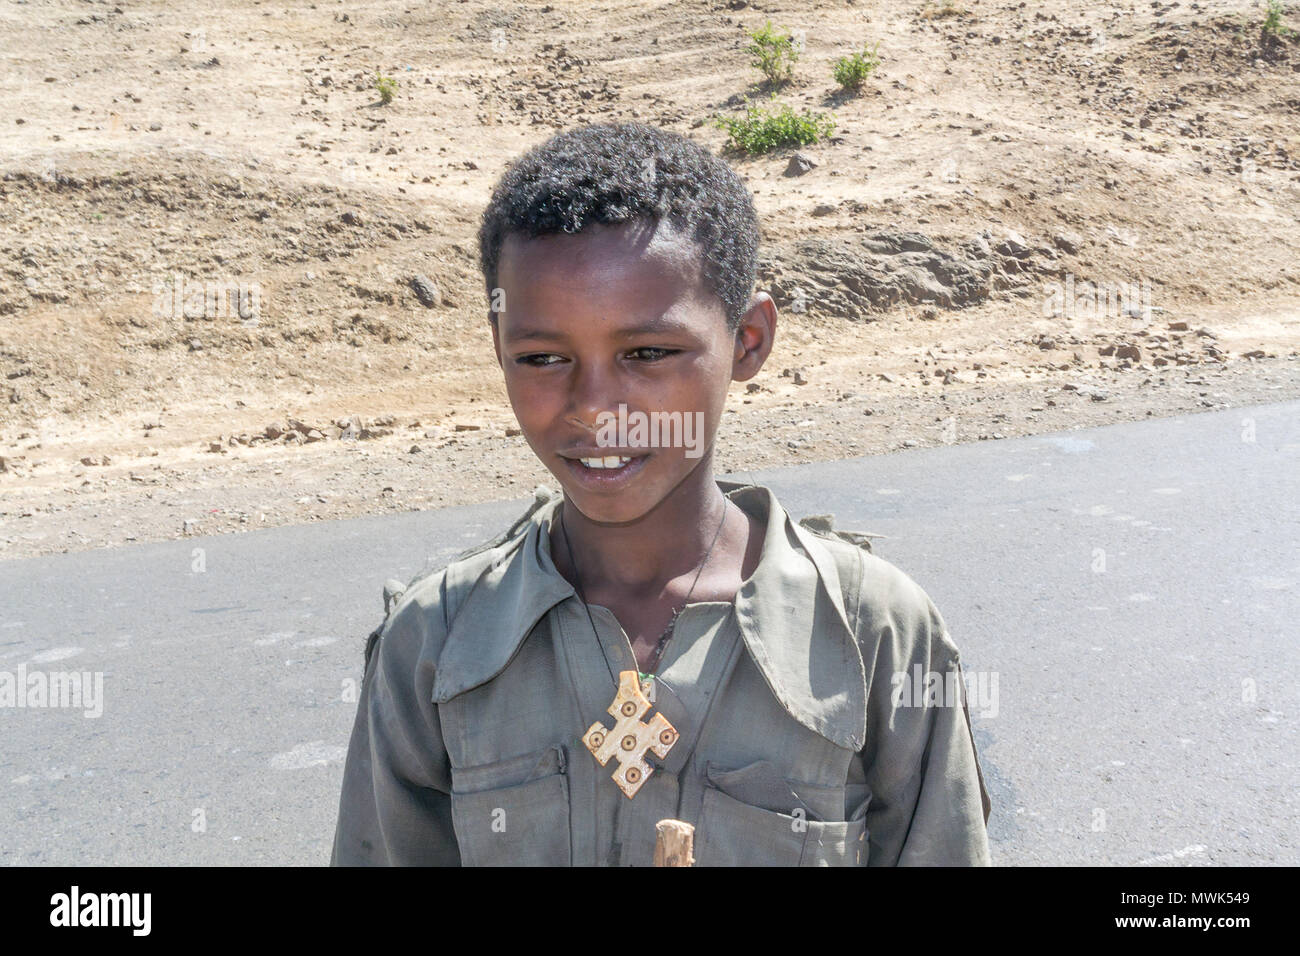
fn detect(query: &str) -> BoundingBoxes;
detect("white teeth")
[578,456,632,470]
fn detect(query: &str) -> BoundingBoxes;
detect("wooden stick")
[653,819,695,867]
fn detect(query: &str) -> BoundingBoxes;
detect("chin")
[557,485,657,527]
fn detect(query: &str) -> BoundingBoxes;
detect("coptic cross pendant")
[583,670,678,798]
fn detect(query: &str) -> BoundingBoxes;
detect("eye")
[515,353,565,367]
[626,347,679,362]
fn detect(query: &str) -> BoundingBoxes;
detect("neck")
[556,461,729,595]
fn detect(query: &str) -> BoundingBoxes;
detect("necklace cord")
[559,510,619,688]
[559,495,732,677]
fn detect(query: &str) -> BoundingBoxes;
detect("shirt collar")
[431,481,867,751]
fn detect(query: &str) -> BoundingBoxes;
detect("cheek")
[683,355,733,411]
[502,372,560,426]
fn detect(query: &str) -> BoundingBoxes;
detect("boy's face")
[491,218,775,525]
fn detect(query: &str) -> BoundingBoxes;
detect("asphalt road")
[1,401,1296,865]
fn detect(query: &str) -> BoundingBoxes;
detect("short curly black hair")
[477,122,759,332]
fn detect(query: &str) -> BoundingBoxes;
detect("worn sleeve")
[330,574,460,866]
[858,564,992,866]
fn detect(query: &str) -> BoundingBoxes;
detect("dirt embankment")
[2,0,1298,559]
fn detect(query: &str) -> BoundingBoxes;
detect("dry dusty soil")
[2,0,1298,559]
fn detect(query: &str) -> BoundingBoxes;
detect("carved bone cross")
[583,671,678,798]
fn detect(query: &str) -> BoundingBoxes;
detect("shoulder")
[858,551,944,633]
[373,536,524,666]
[364,564,448,692]
[797,523,961,670]
[859,551,963,671]
[751,487,949,654]
[365,513,537,684]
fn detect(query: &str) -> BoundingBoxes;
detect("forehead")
[497,218,716,322]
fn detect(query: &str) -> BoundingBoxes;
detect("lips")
[558,450,649,490]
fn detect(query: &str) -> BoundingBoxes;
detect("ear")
[488,312,504,371]
[731,292,777,383]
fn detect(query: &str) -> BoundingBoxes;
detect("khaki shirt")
[331,480,992,866]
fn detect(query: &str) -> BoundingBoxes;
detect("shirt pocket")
[449,744,572,866]
[694,762,870,867]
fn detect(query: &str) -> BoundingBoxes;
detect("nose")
[566,357,620,433]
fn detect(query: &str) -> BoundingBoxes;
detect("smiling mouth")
[576,455,632,470]
[560,451,649,486]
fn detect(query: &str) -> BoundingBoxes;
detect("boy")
[331,122,992,866]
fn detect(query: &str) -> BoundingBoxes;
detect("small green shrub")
[747,20,801,85]
[1262,0,1295,37]
[374,72,397,105]
[832,43,882,89]
[713,99,836,154]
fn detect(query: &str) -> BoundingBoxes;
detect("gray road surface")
[1,401,1296,865]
